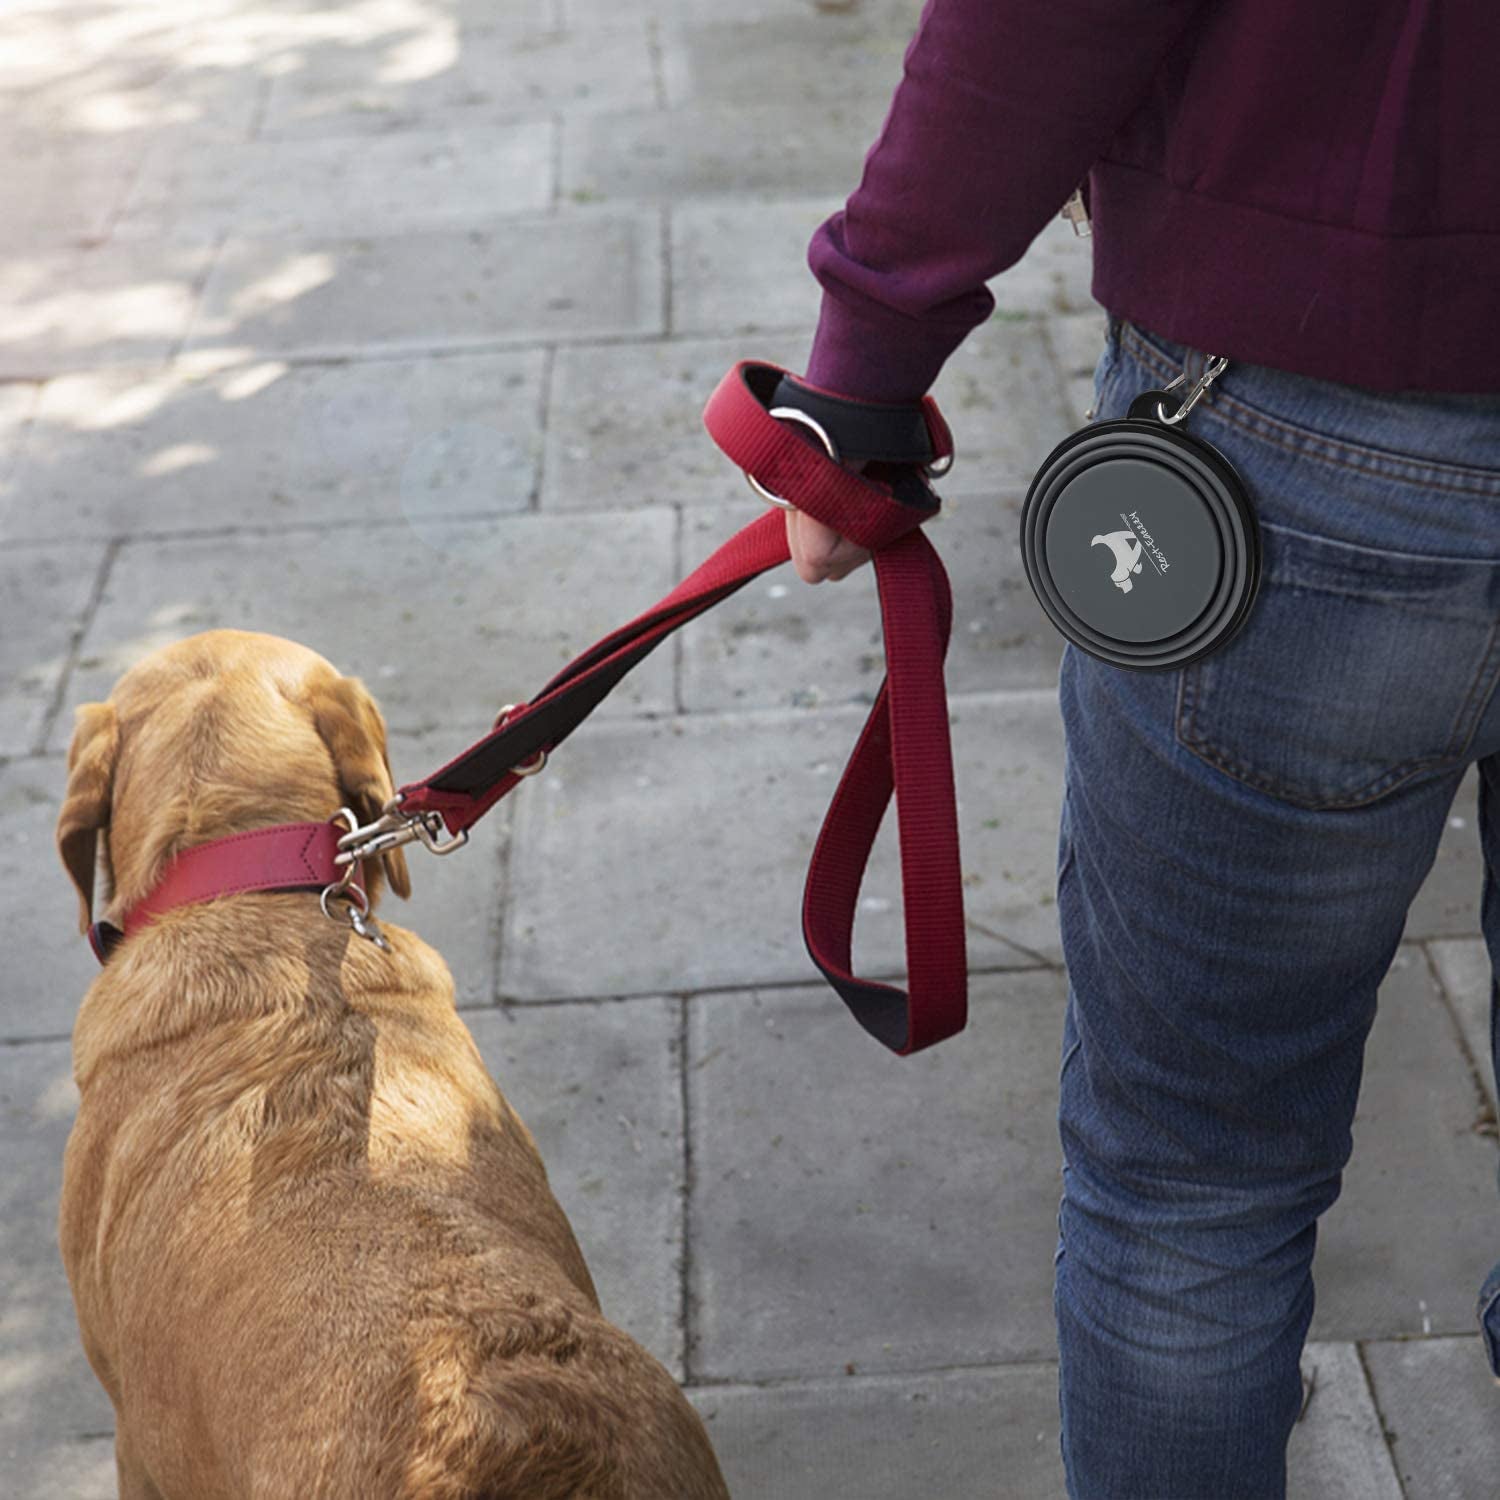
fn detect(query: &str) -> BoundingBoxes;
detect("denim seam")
[1119,324,1500,498]
[1174,663,1462,811]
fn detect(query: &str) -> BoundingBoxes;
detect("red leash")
[92,363,970,1056]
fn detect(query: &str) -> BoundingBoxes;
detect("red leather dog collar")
[88,821,365,964]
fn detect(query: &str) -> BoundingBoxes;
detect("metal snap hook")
[1156,355,1229,426]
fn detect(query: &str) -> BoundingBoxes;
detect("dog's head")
[56,630,411,933]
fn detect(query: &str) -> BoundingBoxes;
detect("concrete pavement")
[3,0,1498,1494]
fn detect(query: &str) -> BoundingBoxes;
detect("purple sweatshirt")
[805,0,1500,401]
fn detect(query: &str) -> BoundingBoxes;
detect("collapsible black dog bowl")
[1020,389,1262,672]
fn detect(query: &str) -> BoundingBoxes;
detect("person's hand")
[784,458,873,585]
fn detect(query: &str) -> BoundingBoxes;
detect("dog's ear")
[309,672,411,900]
[57,702,118,933]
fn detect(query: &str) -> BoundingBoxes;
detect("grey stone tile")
[569,0,926,25]
[670,196,834,337]
[6,1433,118,1500]
[184,211,664,360]
[561,98,891,203]
[498,692,1067,1000]
[0,380,39,489]
[0,135,144,251]
[930,314,1079,485]
[0,757,100,1041]
[0,1042,116,1462]
[465,999,685,1376]
[659,14,922,108]
[686,970,1067,1380]
[1047,308,1112,380]
[1308,946,1500,1342]
[1289,1343,1404,1500]
[1429,936,1497,1113]
[384,729,511,1008]
[1361,1335,1500,1500]
[991,222,1097,319]
[540,333,810,513]
[689,1365,1067,1500]
[0,241,213,379]
[688,1344,1400,1500]
[670,198,1097,344]
[115,120,555,241]
[62,509,679,742]
[5,350,544,543]
[261,17,643,139]
[0,19,261,143]
[0,543,108,758]
[678,493,1063,713]
[1407,766,1483,940]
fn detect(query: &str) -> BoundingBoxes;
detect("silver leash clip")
[1156,356,1229,426]
[332,792,470,869]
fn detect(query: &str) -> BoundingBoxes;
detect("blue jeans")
[1054,313,1500,1499]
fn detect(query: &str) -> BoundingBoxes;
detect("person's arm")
[805,0,1210,404]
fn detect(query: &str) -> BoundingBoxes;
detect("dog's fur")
[55,630,729,1500]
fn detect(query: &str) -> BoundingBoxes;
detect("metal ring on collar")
[745,406,840,512]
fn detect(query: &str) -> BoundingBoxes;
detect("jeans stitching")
[1175,657,1475,811]
[1118,323,1500,498]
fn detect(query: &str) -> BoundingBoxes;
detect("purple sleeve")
[804,0,1209,402]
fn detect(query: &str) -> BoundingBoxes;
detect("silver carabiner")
[1157,356,1229,426]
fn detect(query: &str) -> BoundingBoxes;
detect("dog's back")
[62,897,727,1499]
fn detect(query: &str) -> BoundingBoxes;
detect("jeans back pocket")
[1174,520,1500,810]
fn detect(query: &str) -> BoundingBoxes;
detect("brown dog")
[55,629,730,1500]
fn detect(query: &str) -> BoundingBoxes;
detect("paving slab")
[927,313,1079,485]
[0,134,145,252]
[561,98,890,203]
[4,1432,117,1500]
[1428,936,1497,1113]
[384,728,511,1007]
[670,196,840,337]
[61,508,679,742]
[0,1041,116,1475]
[498,691,1069,1000]
[567,0,925,26]
[466,999,686,1376]
[659,13,920,108]
[0,240,214,379]
[1361,1335,1500,1500]
[0,379,39,490]
[0,757,100,1040]
[1289,1342,1405,1500]
[183,209,664,362]
[686,970,1067,1380]
[687,1342,1399,1500]
[1047,305,1113,427]
[541,332,811,513]
[1406,765,1484,940]
[540,316,1070,517]
[115,119,556,242]
[260,16,643,139]
[0,542,109,758]
[4,349,544,543]
[678,493,1063,711]
[689,1364,1067,1500]
[1308,947,1500,1342]
[669,196,1095,340]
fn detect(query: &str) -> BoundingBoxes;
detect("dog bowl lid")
[1020,411,1259,671]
